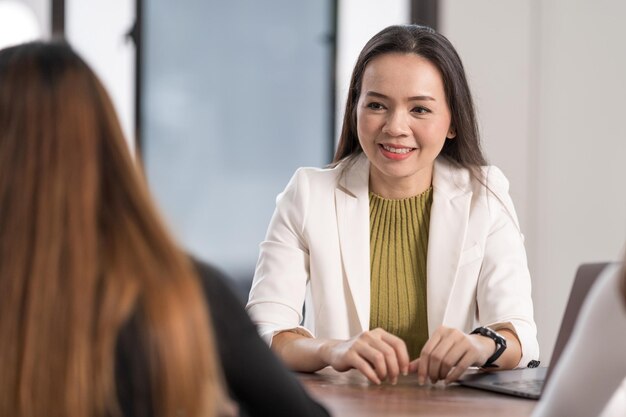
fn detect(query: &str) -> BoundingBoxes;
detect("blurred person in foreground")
[532,257,626,417]
[0,41,330,417]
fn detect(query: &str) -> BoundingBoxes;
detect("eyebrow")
[365,91,436,101]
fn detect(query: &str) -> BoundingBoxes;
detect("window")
[141,0,336,297]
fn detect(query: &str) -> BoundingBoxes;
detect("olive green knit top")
[369,187,432,358]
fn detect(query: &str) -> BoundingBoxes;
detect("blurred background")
[2,0,625,366]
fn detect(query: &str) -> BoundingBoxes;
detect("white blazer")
[246,154,539,367]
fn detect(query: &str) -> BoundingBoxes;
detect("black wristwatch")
[470,326,507,368]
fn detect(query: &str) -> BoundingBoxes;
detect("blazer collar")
[335,154,371,332]
[337,153,370,198]
[432,157,473,199]
[338,154,471,199]
[335,154,474,334]
[427,157,474,335]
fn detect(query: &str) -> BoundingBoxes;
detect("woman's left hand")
[409,325,496,385]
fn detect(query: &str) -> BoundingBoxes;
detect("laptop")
[459,262,611,399]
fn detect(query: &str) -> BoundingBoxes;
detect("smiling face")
[356,52,455,199]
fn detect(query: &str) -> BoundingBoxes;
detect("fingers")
[444,350,475,384]
[328,328,409,385]
[351,354,382,385]
[355,338,389,382]
[379,331,410,378]
[362,329,408,384]
[325,339,383,384]
[416,330,440,385]
[439,340,472,383]
[416,326,481,385]
[427,335,458,383]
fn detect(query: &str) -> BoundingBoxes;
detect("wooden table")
[298,368,537,417]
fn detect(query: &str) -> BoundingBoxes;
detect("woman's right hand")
[319,328,410,384]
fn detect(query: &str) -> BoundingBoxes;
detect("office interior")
[4,0,626,367]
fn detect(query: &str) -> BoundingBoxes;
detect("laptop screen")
[545,262,610,381]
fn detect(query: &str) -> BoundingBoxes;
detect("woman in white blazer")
[247,25,539,385]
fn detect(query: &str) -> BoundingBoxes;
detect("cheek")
[357,113,379,139]
[415,120,451,143]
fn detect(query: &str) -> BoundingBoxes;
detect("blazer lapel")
[335,155,371,332]
[426,158,473,335]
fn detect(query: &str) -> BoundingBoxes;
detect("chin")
[381,168,418,180]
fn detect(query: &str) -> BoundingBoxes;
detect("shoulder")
[287,162,347,189]
[480,165,510,194]
[434,158,520,223]
[433,157,509,195]
[275,166,336,215]
[475,165,521,231]
[191,257,242,306]
[280,156,367,200]
[192,256,229,286]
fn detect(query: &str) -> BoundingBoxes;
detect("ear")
[446,126,457,139]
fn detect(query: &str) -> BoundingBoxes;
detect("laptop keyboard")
[493,379,544,396]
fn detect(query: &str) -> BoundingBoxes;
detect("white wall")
[19,0,50,37]
[439,1,532,234]
[336,0,410,140]
[65,0,136,152]
[532,0,626,363]
[0,1,42,49]
[9,0,135,151]
[441,0,626,363]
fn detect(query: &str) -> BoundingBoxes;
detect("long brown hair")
[0,41,222,417]
[333,24,486,172]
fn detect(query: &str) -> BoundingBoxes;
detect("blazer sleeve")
[476,166,540,367]
[532,264,626,417]
[193,259,330,417]
[246,168,314,344]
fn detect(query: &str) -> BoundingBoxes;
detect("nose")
[381,110,410,137]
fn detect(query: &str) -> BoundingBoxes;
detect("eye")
[366,102,385,110]
[412,106,430,114]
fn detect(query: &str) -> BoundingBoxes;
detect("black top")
[115,259,330,417]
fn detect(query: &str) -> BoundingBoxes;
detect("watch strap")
[470,326,507,368]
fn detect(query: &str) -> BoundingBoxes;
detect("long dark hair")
[0,41,223,417]
[333,24,486,172]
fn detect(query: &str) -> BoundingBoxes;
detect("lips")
[380,144,416,154]
[378,143,417,160]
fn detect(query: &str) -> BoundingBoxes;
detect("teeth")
[382,144,413,154]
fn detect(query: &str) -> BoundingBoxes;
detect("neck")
[368,166,433,199]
